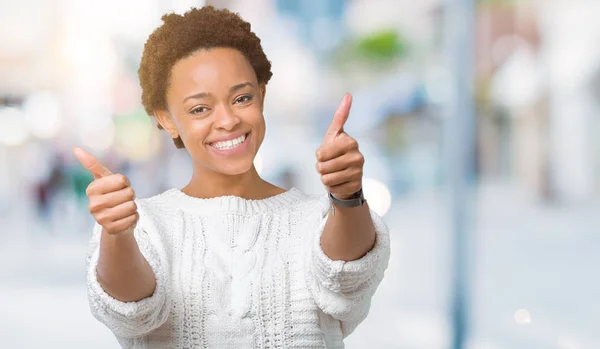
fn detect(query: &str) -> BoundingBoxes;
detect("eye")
[190,106,210,114]
[234,94,253,104]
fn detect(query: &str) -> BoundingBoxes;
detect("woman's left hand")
[315,94,364,200]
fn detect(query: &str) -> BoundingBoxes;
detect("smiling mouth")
[209,132,249,150]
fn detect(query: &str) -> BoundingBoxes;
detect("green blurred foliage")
[354,29,408,61]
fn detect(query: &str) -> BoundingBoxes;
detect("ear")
[154,109,179,138]
[259,84,267,112]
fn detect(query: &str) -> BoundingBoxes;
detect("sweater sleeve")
[304,195,391,338]
[85,199,171,339]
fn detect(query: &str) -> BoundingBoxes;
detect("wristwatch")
[328,188,366,215]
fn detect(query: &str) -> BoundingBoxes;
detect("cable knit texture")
[85,187,391,349]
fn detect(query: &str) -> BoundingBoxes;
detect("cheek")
[252,113,266,142]
[240,107,265,136]
[249,107,265,130]
[179,119,211,144]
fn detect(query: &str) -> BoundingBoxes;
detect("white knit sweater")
[86,187,391,349]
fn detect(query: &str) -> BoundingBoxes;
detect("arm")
[86,202,171,339]
[74,146,170,338]
[305,195,391,337]
[308,94,390,336]
[320,200,376,261]
[97,228,156,302]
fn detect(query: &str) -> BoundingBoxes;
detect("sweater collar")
[159,187,306,214]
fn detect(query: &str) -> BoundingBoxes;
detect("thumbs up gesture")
[73,147,139,235]
[316,94,364,200]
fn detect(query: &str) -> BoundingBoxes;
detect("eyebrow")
[230,81,254,93]
[182,82,254,103]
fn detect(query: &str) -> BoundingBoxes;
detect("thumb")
[72,147,113,179]
[324,93,353,143]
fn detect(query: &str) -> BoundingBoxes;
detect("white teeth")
[212,134,246,150]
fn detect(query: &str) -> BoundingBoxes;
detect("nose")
[213,104,240,131]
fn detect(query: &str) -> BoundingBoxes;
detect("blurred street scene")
[1,0,599,348]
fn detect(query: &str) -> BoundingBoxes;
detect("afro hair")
[138,6,273,148]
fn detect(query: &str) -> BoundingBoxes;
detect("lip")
[208,132,251,156]
[207,131,249,145]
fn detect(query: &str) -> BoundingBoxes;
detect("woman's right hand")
[73,146,139,235]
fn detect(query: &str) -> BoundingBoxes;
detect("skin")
[316,94,376,261]
[154,47,283,200]
[72,147,155,302]
[73,47,376,302]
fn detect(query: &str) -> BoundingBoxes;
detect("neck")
[182,165,281,200]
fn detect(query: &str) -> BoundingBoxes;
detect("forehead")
[169,47,257,95]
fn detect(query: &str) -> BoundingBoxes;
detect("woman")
[74,6,390,348]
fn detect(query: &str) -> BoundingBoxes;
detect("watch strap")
[328,189,366,215]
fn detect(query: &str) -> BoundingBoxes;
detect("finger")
[108,201,138,222]
[86,174,131,196]
[96,201,138,225]
[73,146,113,179]
[316,152,364,175]
[88,186,136,213]
[327,182,363,198]
[321,167,363,188]
[103,212,139,235]
[323,94,353,143]
[316,134,359,162]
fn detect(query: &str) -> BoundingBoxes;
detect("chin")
[214,160,255,176]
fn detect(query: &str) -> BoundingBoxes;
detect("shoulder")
[132,189,180,227]
[286,189,331,227]
[289,189,328,213]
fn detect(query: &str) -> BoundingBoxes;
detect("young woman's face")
[159,47,266,176]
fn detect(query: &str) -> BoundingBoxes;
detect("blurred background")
[1,0,599,348]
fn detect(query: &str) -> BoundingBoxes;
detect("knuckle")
[355,153,365,165]
[85,184,93,196]
[95,214,106,224]
[118,174,128,186]
[103,223,114,234]
[125,187,135,200]
[88,197,102,212]
[97,217,109,227]
[316,162,324,173]
[346,137,358,148]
